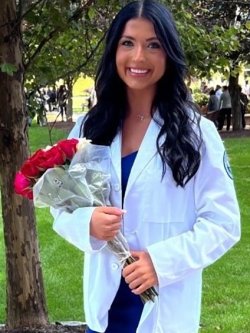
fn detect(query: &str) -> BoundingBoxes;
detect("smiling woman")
[50,1,241,333]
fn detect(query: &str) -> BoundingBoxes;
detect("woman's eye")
[121,40,133,47]
[148,42,161,49]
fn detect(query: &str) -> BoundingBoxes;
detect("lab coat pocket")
[142,217,185,245]
[138,158,187,245]
[142,192,185,244]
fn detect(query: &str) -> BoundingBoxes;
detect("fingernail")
[121,209,127,213]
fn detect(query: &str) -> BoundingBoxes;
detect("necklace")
[136,113,151,121]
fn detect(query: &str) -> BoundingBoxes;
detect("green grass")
[36,209,84,322]
[28,122,69,150]
[201,138,250,332]
[0,130,250,331]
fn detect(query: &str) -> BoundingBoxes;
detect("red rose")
[14,172,33,199]
[21,149,47,178]
[56,139,79,160]
[14,139,79,200]
[39,145,66,169]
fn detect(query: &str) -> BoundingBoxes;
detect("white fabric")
[51,113,240,333]
[219,90,232,109]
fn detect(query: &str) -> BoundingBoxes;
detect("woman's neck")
[126,88,156,118]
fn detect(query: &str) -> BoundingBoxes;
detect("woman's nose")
[133,45,146,62]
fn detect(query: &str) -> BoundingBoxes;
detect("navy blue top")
[121,151,137,199]
[86,151,143,333]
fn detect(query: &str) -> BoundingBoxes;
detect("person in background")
[217,85,232,131]
[47,87,57,112]
[239,85,249,129]
[243,80,250,98]
[215,84,223,100]
[207,89,219,126]
[57,85,68,121]
[207,89,219,113]
[51,1,241,333]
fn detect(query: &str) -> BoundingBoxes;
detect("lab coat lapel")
[125,115,162,196]
[110,132,122,185]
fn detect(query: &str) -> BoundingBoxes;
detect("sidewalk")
[45,110,86,123]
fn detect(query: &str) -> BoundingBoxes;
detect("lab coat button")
[111,263,119,270]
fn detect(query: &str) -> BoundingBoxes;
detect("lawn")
[201,137,250,333]
[0,126,249,332]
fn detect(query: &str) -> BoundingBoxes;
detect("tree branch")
[24,0,95,71]
[18,0,46,21]
[54,31,106,81]
[25,31,106,94]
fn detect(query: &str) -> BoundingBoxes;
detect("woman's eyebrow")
[120,35,159,41]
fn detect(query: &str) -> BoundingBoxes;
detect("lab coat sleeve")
[51,115,106,252]
[52,206,106,252]
[147,119,241,288]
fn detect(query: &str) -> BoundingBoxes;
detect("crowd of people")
[199,80,249,131]
[43,85,69,121]
[26,85,69,125]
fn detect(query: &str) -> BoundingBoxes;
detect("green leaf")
[0,63,17,76]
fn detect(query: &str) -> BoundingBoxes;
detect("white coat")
[52,112,240,333]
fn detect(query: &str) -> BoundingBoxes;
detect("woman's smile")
[128,68,150,75]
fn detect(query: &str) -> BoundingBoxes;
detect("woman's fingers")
[122,251,158,294]
[90,206,125,240]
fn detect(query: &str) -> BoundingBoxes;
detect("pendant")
[136,114,148,121]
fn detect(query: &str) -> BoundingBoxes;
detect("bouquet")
[14,138,158,303]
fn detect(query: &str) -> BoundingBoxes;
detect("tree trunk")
[66,77,73,122]
[229,74,241,131]
[0,0,48,328]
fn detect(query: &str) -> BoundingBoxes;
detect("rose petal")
[21,149,47,177]
[14,172,33,199]
[57,139,79,160]
[40,145,66,169]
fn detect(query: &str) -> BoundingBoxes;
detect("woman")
[57,85,67,121]
[52,1,240,332]
[207,89,219,126]
[218,85,232,131]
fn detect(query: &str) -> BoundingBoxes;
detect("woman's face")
[116,18,166,94]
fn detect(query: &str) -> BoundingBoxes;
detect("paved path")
[46,110,86,122]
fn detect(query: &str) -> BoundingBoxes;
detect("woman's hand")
[122,250,158,295]
[90,206,124,241]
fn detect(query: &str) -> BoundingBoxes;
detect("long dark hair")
[82,0,202,187]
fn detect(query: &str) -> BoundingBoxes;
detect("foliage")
[151,1,249,80]
[22,0,122,93]
[193,92,209,107]
[18,0,249,91]
[184,0,250,77]
[0,63,17,76]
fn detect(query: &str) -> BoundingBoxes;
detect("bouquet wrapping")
[14,138,158,303]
